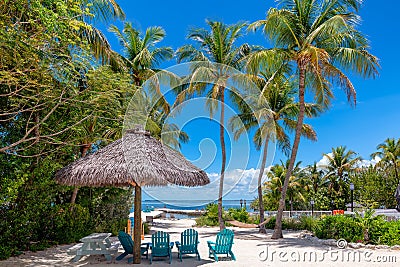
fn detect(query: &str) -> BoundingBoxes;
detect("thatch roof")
[55,125,209,187]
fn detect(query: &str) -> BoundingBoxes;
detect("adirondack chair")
[207,229,236,262]
[116,231,149,263]
[175,229,200,261]
[150,231,174,264]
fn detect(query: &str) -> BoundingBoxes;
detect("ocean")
[138,199,254,211]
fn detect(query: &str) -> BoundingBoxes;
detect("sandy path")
[1,218,398,267]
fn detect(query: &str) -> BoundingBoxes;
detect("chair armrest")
[175,241,181,247]
[141,242,151,249]
[207,241,215,245]
[169,242,174,249]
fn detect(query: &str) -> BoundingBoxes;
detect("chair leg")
[150,254,152,264]
[197,251,201,261]
[214,252,218,262]
[229,251,236,261]
[115,252,128,261]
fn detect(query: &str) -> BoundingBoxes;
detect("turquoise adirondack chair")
[116,231,149,263]
[150,231,174,264]
[207,229,236,262]
[175,229,200,261]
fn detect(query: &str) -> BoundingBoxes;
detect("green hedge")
[314,213,400,245]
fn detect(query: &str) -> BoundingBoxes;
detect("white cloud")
[316,154,381,169]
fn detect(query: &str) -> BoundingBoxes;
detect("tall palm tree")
[230,71,320,233]
[248,0,379,239]
[176,20,249,230]
[371,138,400,180]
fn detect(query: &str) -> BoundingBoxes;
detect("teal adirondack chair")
[175,229,200,261]
[150,231,174,264]
[116,231,149,263]
[207,229,236,262]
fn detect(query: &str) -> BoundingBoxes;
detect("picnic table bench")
[67,233,119,262]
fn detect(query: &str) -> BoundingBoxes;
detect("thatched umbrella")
[55,125,209,264]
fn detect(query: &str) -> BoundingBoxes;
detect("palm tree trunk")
[258,138,269,233]
[272,64,306,239]
[218,86,226,230]
[70,144,91,204]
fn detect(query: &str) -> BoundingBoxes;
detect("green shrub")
[195,203,223,226]
[314,215,364,242]
[227,208,250,223]
[50,204,91,244]
[299,216,318,231]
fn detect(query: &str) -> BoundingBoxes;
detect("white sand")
[1,218,398,267]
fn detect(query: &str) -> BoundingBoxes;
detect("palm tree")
[79,0,126,68]
[265,160,306,211]
[230,71,320,233]
[176,20,249,230]
[110,23,174,86]
[371,138,400,180]
[322,146,360,209]
[323,146,361,182]
[304,162,327,195]
[248,0,379,239]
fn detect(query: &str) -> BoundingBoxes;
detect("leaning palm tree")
[176,20,249,230]
[371,138,400,180]
[230,71,320,233]
[248,0,379,239]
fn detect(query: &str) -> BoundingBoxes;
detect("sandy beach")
[1,218,398,267]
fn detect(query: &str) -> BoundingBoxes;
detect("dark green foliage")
[195,203,220,226]
[226,208,250,223]
[314,213,400,245]
[50,204,91,244]
[0,152,133,259]
[314,215,363,242]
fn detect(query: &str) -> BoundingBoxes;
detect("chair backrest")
[181,229,198,248]
[214,229,234,253]
[151,231,170,256]
[118,231,133,253]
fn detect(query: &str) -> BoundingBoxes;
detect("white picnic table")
[67,233,119,262]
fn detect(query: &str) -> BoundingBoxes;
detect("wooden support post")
[133,186,142,264]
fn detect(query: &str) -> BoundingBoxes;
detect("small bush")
[314,215,364,242]
[195,203,220,226]
[299,216,318,231]
[226,208,250,223]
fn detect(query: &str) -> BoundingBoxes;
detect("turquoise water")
[139,199,253,211]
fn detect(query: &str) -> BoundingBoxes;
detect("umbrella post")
[133,185,142,264]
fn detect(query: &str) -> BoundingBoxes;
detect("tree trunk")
[218,86,226,230]
[258,138,269,233]
[271,64,306,239]
[133,186,142,264]
[70,144,91,204]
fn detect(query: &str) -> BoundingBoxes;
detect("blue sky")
[97,1,400,201]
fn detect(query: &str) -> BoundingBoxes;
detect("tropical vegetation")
[1,0,394,261]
